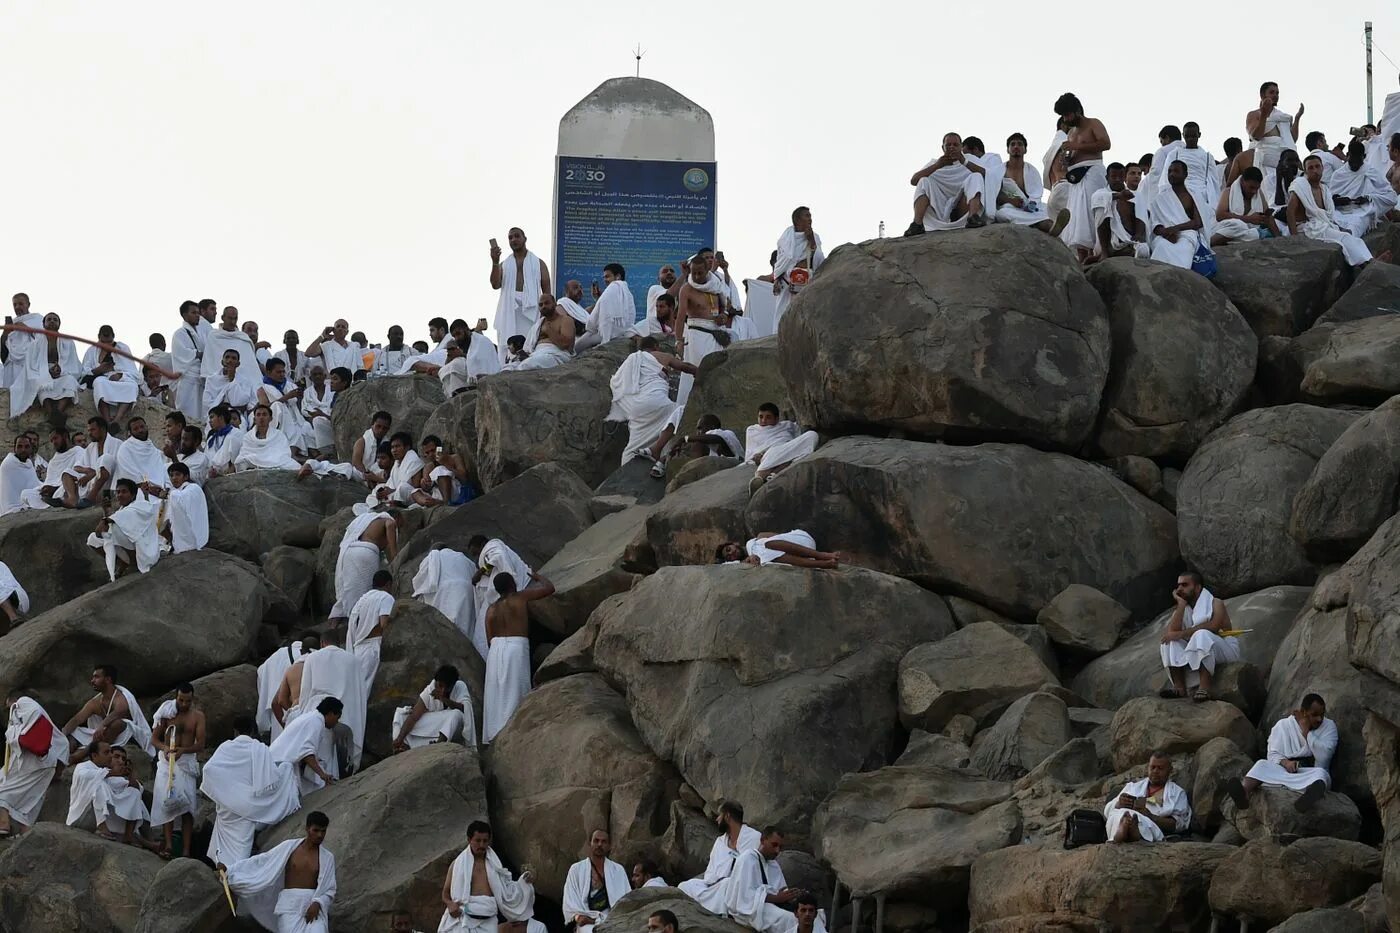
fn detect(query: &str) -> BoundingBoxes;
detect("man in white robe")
[259,358,311,453]
[87,478,162,579]
[67,739,116,830]
[724,828,798,933]
[204,348,257,418]
[1330,139,1397,237]
[223,811,337,933]
[1148,160,1204,270]
[772,210,824,328]
[16,426,82,510]
[412,546,477,645]
[367,432,424,507]
[1085,162,1148,261]
[200,307,262,400]
[65,415,122,505]
[204,405,245,478]
[149,686,205,858]
[295,644,367,770]
[647,265,678,319]
[0,696,69,836]
[82,325,140,428]
[270,696,343,794]
[93,746,150,841]
[235,405,302,472]
[5,311,82,418]
[1051,94,1112,258]
[170,300,208,421]
[1159,571,1239,701]
[482,571,551,743]
[201,715,302,866]
[301,366,336,455]
[62,663,152,762]
[731,530,839,569]
[306,319,363,377]
[1212,167,1281,245]
[438,820,536,933]
[1104,751,1192,843]
[258,635,320,739]
[605,340,698,471]
[909,133,986,237]
[562,829,632,927]
[0,559,30,628]
[273,329,311,384]
[996,132,1061,232]
[393,663,476,750]
[1288,154,1377,268]
[1304,131,1346,185]
[151,461,209,553]
[330,510,401,621]
[574,266,636,353]
[347,570,395,699]
[678,802,761,913]
[490,228,551,364]
[1155,122,1219,241]
[468,535,531,662]
[743,404,819,491]
[1229,693,1338,813]
[112,416,170,494]
[0,436,40,516]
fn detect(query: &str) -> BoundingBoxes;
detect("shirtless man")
[273,645,314,729]
[535,294,576,355]
[63,665,143,764]
[443,820,496,922]
[1086,162,1146,263]
[482,571,555,743]
[150,685,206,859]
[1228,81,1305,185]
[1053,93,1113,258]
[675,249,729,408]
[222,810,335,930]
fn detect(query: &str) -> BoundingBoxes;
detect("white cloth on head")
[678,825,762,912]
[87,495,162,579]
[724,848,795,933]
[494,251,545,364]
[773,226,824,326]
[745,421,799,466]
[1245,714,1339,790]
[393,678,474,748]
[917,163,985,231]
[296,645,366,770]
[561,857,631,924]
[473,539,531,661]
[330,511,390,618]
[1147,189,1202,269]
[0,560,29,615]
[412,548,478,649]
[83,342,141,406]
[170,321,207,420]
[270,706,338,794]
[166,482,209,553]
[226,838,336,933]
[1058,160,1109,252]
[503,341,572,372]
[69,684,153,752]
[347,588,393,696]
[1289,176,1373,266]
[483,636,530,744]
[995,165,1048,225]
[200,734,302,865]
[746,530,818,564]
[234,426,301,472]
[1103,777,1191,843]
[607,351,676,466]
[113,436,170,492]
[0,453,39,516]
[437,845,535,932]
[0,698,68,826]
[257,642,305,737]
[200,327,262,385]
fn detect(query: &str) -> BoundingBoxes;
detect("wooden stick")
[219,867,236,914]
[0,323,180,381]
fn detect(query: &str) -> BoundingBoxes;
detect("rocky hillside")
[4,222,1400,932]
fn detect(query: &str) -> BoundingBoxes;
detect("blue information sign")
[554,157,717,321]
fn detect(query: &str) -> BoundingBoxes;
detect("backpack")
[1063,808,1108,849]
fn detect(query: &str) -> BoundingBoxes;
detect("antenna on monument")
[633,43,646,78]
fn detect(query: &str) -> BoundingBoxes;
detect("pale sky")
[2,2,1396,352]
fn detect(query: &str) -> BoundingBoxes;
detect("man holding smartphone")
[1103,751,1191,843]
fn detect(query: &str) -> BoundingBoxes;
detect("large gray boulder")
[331,372,444,463]
[1315,260,1400,325]
[1292,314,1400,405]
[1085,258,1256,460]
[673,335,784,439]
[1071,585,1310,710]
[596,888,750,933]
[473,339,632,489]
[1210,838,1380,927]
[1348,516,1400,724]
[747,437,1178,619]
[969,691,1074,781]
[1107,696,1255,771]
[260,743,485,932]
[420,386,481,488]
[1036,584,1130,657]
[646,463,753,567]
[778,226,1111,450]
[486,674,682,902]
[0,394,171,460]
[1212,236,1352,337]
[592,565,955,836]
[811,764,1020,905]
[1291,395,1400,563]
[206,470,366,562]
[532,506,650,637]
[0,507,111,616]
[898,623,1059,733]
[134,857,242,933]
[0,823,162,933]
[0,550,272,716]
[1177,405,1359,595]
[1229,784,1363,843]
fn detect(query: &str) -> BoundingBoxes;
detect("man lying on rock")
[1228,692,1338,813]
[1158,570,1239,702]
[1104,750,1192,842]
[715,531,841,569]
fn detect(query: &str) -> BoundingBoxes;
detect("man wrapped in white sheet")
[1245,82,1301,174]
[67,741,116,829]
[1159,571,1239,701]
[1103,751,1191,843]
[961,137,1004,220]
[366,433,424,507]
[574,267,636,353]
[66,418,122,504]
[152,461,208,553]
[235,405,302,472]
[87,478,163,579]
[204,406,245,478]
[1330,139,1397,237]
[294,646,366,772]
[911,134,985,232]
[1155,123,1219,240]
[412,547,477,645]
[0,437,40,516]
[93,746,150,840]
[744,405,817,486]
[467,535,531,662]
[259,358,311,452]
[1230,694,1338,812]
[200,309,262,394]
[0,696,69,835]
[724,828,798,933]
[224,811,337,933]
[561,829,632,927]
[393,666,476,751]
[329,511,400,620]
[605,341,697,470]
[772,211,824,328]
[1288,155,1376,267]
[82,326,140,416]
[300,367,336,453]
[1052,94,1113,257]
[491,228,551,365]
[201,716,301,866]
[346,572,395,698]
[438,820,536,933]
[112,417,170,493]
[1148,161,1204,270]
[270,696,342,794]
[1086,163,1149,259]
[996,133,1053,228]
[170,300,209,421]
[257,636,319,740]
[203,346,258,418]
[5,311,82,418]
[678,802,761,913]
[1212,168,1280,245]
[15,426,82,511]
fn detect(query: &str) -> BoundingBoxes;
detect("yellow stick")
[219,868,236,914]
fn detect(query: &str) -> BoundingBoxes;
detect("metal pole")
[1366,22,1374,124]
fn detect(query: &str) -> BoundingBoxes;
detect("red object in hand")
[17,715,53,756]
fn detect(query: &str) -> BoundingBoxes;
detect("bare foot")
[295,464,313,481]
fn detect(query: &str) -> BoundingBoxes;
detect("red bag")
[17,714,53,756]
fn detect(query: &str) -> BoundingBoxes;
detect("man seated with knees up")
[1228,692,1338,813]
[393,663,475,751]
[1104,750,1191,843]
[1159,571,1238,702]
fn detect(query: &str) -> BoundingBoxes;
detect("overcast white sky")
[2,2,1396,351]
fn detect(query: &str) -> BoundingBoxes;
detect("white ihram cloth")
[257,642,304,738]
[473,539,531,661]
[1058,160,1109,252]
[1157,145,1219,239]
[1290,176,1373,266]
[200,328,262,387]
[113,436,170,492]
[725,848,796,933]
[353,427,385,477]
[752,432,817,473]
[205,426,244,476]
[68,434,122,501]
[995,166,1047,225]
[1159,588,1240,678]
[1103,777,1191,843]
[561,857,631,924]
[0,698,68,826]
[504,341,572,372]
[747,530,818,565]
[745,421,799,466]
[260,381,311,450]
[678,825,762,912]
[0,560,29,615]
[273,349,311,384]
[676,272,730,408]
[1330,162,1393,237]
[70,684,153,752]
[312,338,363,375]
[347,588,393,697]
[202,372,256,417]
[227,838,336,933]
[174,449,210,487]
[201,734,302,865]
[494,251,545,364]
[15,445,80,510]
[367,449,424,507]
[1042,130,1068,185]
[331,512,390,618]
[773,226,824,327]
[5,313,81,417]
[437,845,535,933]
[607,351,676,466]
[301,384,336,451]
[301,459,361,482]
[466,333,502,381]
[1147,190,1201,269]
[966,151,1005,219]
[1090,188,1148,257]
[82,342,140,406]
[87,496,162,579]
[66,759,108,827]
[1309,149,1346,185]
[271,707,338,794]
[394,678,474,748]
[0,454,39,516]
[235,426,301,472]
[412,548,478,646]
[1251,107,1296,170]
[170,320,208,420]
[167,483,209,553]
[916,163,984,231]
[95,771,150,833]
[587,280,638,345]
[295,645,366,769]
[1214,178,1272,243]
[149,700,199,827]
[483,636,530,744]
[1246,715,1339,791]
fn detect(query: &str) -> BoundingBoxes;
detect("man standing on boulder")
[223,810,337,932]
[490,228,551,365]
[482,570,553,743]
[1052,92,1112,260]
[149,683,206,859]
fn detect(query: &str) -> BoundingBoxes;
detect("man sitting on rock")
[1159,570,1238,702]
[270,696,343,794]
[63,664,152,764]
[96,746,150,845]
[352,410,393,479]
[604,336,698,477]
[715,531,841,569]
[87,478,162,579]
[1228,692,1338,813]
[562,829,632,928]
[149,683,206,859]
[744,403,819,494]
[0,695,69,837]
[483,571,553,744]
[438,819,536,933]
[347,569,395,699]
[367,431,424,507]
[393,663,476,751]
[677,414,744,461]
[1103,750,1191,843]
[234,403,303,472]
[632,858,667,889]
[679,801,761,913]
[204,404,245,478]
[724,826,800,933]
